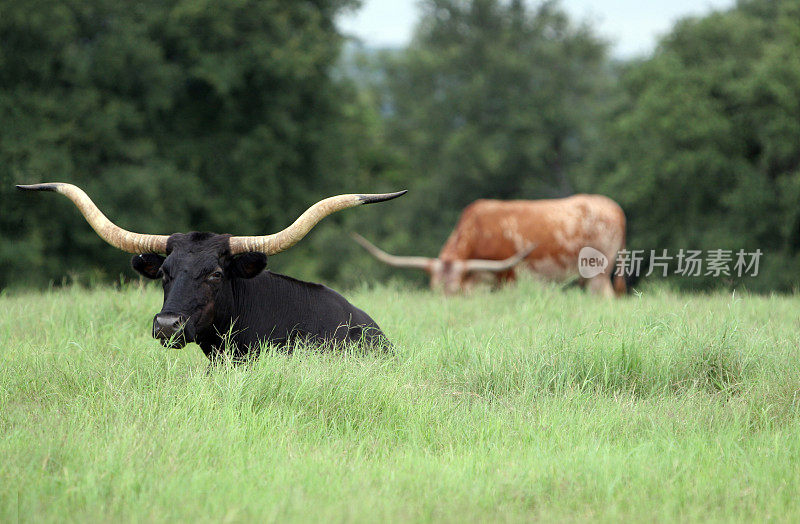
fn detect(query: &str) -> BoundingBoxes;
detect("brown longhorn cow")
[353,194,627,297]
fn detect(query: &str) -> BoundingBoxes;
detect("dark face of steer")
[131,232,267,348]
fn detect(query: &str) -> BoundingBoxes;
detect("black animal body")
[133,232,387,360]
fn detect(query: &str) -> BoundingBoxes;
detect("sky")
[338,0,736,59]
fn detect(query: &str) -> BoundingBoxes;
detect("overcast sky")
[338,0,736,58]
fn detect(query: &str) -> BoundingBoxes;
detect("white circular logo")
[578,247,608,278]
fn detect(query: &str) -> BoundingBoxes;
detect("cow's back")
[228,271,389,352]
[439,195,625,280]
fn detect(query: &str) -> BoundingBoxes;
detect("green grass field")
[2,278,799,522]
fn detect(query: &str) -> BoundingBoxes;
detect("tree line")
[1,0,798,292]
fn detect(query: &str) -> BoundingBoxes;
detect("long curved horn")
[229,191,407,255]
[351,233,433,270]
[17,183,169,254]
[463,244,537,272]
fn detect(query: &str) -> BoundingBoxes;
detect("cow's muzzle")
[153,313,187,348]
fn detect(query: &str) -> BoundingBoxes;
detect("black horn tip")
[16,183,61,192]
[359,190,407,205]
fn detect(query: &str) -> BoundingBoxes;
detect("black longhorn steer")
[133,232,387,360]
[18,183,404,361]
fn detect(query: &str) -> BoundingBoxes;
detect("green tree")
[0,0,390,288]
[589,0,800,290]
[369,0,609,262]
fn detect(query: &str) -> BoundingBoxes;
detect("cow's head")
[18,183,405,346]
[131,233,267,348]
[428,259,474,295]
[351,234,535,295]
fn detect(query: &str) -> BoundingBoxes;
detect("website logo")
[578,247,609,278]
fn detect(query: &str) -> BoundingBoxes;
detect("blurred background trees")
[368,0,609,268]
[1,0,799,291]
[0,0,381,286]
[587,0,800,290]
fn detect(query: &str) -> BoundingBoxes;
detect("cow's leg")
[586,274,615,298]
[492,269,515,289]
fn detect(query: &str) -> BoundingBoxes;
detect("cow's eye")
[207,271,223,282]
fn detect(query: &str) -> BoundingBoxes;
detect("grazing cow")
[18,183,405,361]
[354,195,627,297]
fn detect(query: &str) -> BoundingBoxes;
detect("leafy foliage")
[3,0,800,292]
[373,0,609,260]
[588,0,800,290]
[0,0,381,287]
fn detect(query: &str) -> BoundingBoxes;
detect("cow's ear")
[131,254,165,279]
[229,252,267,279]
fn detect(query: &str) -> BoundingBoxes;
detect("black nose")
[153,313,184,341]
